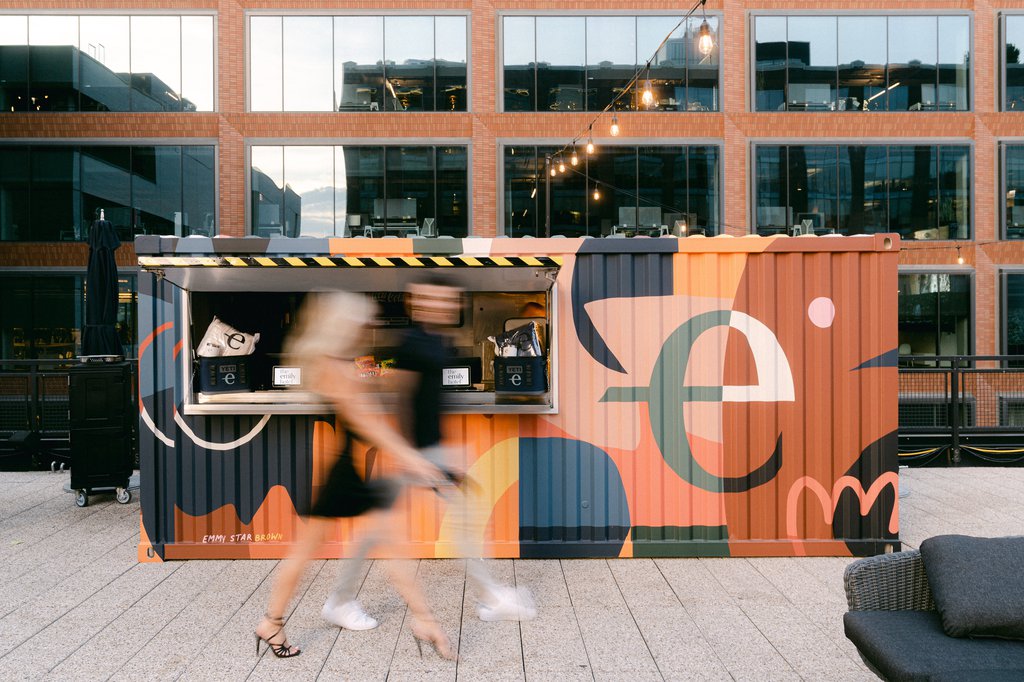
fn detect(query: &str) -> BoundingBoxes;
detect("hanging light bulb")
[610,114,620,137]
[586,136,595,155]
[570,148,579,166]
[558,157,566,173]
[698,19,714,57]
[957,245,964,265]
[641,78,655,108]
[550,166,556,177]
[592,185,601,201]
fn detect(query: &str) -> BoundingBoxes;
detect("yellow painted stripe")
[254,257,277,267]
[521,256,543,266]
[284,257,307,267]
[401,257,425,266]
[460,256,483,267]
[313,256,336,266]
[138,257,161,267]
[225,257,247,267]
[371,257,395,267]
[551,256,563,265]
[200,257,219,266]
[342,257,365,267]
[491,256,513,266]
[431,257,454,266]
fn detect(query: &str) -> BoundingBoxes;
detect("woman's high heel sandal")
[255,614,301,658]
[410,618,457,661]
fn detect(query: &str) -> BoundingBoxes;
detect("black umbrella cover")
[82,218,123,356]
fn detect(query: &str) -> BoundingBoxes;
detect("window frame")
[897,265,976,363]
[747,11,974,113]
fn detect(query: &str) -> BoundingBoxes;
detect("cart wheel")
[116,488,131,504]
[75,490,88,507]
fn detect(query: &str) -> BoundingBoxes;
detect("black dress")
[310,430,399,518]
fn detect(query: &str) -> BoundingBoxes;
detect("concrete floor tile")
[514,559,572,607]
[520,606,590,673]
[562,560,626,607]
[573,605,658,673]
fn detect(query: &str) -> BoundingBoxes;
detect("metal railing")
[0,358,138,467]
[900,356,1024,466]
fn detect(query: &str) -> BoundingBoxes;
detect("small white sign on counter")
[442,366,471,388]
[272,366,302,387]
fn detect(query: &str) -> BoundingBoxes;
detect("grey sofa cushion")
[920,535,1024,639]
[844,611,1024,681]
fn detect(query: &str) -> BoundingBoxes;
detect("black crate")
[70,426,131,491]
[494,356,546,394]
[68,360,133,493]
[198,356,252,393]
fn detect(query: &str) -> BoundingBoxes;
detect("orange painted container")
[136,234,899,561]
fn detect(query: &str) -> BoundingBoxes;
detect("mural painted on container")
[136,237,898,561]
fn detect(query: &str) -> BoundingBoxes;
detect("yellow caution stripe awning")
[139,255,562,268]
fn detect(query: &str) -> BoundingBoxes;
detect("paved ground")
[0,468,1022,681]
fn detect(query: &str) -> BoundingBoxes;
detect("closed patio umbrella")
[82,209,122,356]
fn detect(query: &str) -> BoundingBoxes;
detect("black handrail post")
[950,356,961,466]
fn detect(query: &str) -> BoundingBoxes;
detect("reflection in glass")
[435,17,467,111]
[182,147,216,236]
[755,17,787,111]
[887,17,937,111]
[80,16,130,112]
[898,273,970,358]
[889,146,936,237]
[503,17,535,111]
[1005,274,1024,356]
[436,146,468,237]
[335,17,384,112]
[686,16,719,110]
[838,17,886,111]
[839,146,887,232]
[788,145,837,229]
[504,146,540,237]
[637,146,685,229]
[587,16,635,111]
[1008,17,1024,109]
[1007,146,1024,239]
[587,146,637,236]
[133,146,182,237]
[28,15,79,111]
[385,147,434,230]
[130,16,182,111]
[181,17,214,112]
[338,146,384,235]
[34,148,76,243]
[639,17,685,111]
[938,16,969,111]
[385,16,435,111]
[81,146,132,240]
[0,147,29,240]
[284,17,333,112]
[689,146,720,230]
[0,16,28,111]
[251,146,285,235]
[537,17,585,111]
[284,146,334,235]
[0,275,84,359]
[938,147,969,240]
[756,146,788,231]
[250,17,283,111]
[786,17,837,110]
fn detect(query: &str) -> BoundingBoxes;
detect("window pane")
[503,17,535,111]
[0,147,29,240]
[838,146,888,232]
[182,146,216,236]
[639,17,685,111]
[838,16,886,111]
[887,17,937,111]
[637,146,684,230]
[938,146,969,239]
[335,17,383,113]
[786,17,837,111]
[250,146,284,235]
[385,16,435,112]
[0,16,27,112]
[132,146,182,237]
[0,275,83,360]
[1007,145,1024,239]
[436,146,468,237]
[587,16,635,111]
[1008,17,1024,110]
[938,16,969,111]
[78,16,131,112]
[250,17,282,111]
[284,146,334,236]
[283,17,332,112]
[586,146,636,237]
[899,273,970,357]
[0,276,32,359]
[338,146,384,233]
[504,146,540,237]
[688,146,719,233]
[29,15,79,111]
[788,145,837,230]
[81,146,132,241]
[1007,274,1024,355]
[435,16,466,111]
[755,16,787,111]
[130,16,182,111]
[31,147,76,243]
[889,145,937,238]
[536,17,585,111]
[756,146,788,233]
[384,147,434,231]
[181,16,214,112]
[686,16,719,111]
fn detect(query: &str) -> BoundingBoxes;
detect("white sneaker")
[477,586,537,622]
[322,597,379,630]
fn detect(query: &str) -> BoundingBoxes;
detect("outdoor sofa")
[843,535,1024,681]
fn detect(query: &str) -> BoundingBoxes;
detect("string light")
[641,66,655,108]
[698,19,714,56]
[549,165,556,177]
[586,136,595,154]
[957,245,965,265]
[570,148,579,166]
[610,114,620,137]
[593,185,601,201]
[558,157,566,173]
